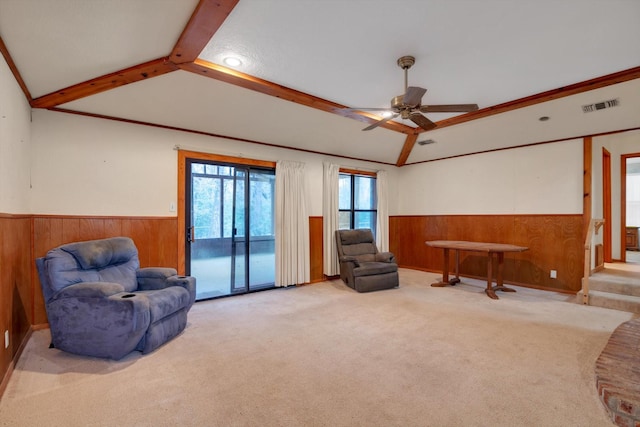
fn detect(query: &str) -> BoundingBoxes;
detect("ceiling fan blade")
[362,113,399,131]
[403,86,427,107]
[409,112,437,131]
[419,104,479,113]
[341,107,393,112]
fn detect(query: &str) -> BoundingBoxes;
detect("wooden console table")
[425,240,529,299]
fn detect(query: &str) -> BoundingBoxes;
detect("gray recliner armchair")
[36,237,196,359]
[335,229,399,292]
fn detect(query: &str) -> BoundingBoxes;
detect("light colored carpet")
[0,269,634,427]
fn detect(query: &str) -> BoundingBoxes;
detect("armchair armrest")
[50,282,125,301]
[339,255,360,267]
[137,268,196,309]
[167,275,196,308]
[375,252,396,263]
[136,267,178,290]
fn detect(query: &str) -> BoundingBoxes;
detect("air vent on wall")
[582,98,620,113]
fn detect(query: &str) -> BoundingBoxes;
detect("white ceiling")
[0,0,199,98]
[1,0,639,165]
[200,0,640,113]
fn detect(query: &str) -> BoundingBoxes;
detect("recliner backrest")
[336,229,379,262]
[39,237,139,302]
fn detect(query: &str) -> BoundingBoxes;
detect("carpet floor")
[0,269,634,427]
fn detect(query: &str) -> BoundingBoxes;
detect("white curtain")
[323,162,340,276]
[275,160,310,287]
[376,170,389,252]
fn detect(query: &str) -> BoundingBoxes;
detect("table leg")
[485,253,498,299]
[431,248,450,287]
[450,250,461,285]
[494,252,516,293]
[485,251,516,299]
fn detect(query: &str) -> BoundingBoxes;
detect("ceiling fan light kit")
[347,55,479,132]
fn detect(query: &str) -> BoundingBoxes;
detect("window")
[338,171,377,235]
[191,163,232,239]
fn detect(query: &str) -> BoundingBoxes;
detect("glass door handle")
[187,226,196,242]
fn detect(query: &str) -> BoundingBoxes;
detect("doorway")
[603,148,612,262]
[623,154,640,264]
[185,159,276,300]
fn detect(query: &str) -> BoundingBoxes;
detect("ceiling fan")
[345,56,479,132]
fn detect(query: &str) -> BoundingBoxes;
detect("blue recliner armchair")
[36,237,196,359]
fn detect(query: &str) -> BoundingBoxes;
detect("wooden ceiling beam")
[31,58,178,109]
[30,0,240,109]
[419,65,640,134]
[180,59,416,135]
[170,0,240,64]
[0,36,32,101]
[395,133,419,166]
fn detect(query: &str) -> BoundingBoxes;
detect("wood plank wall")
[309,217,324,283]
[0,215,32,391]
[390,214,583,292]
[31,216,179,325]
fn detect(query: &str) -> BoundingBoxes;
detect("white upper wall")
[396,139,584,215]
[29,109,587,218]
[30,109,399,217]
[1,49,607,222]
[0,51,31,214]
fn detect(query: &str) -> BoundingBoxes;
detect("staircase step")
[588,270,640,296]
[577,290,640,314]
[589,279,640,296]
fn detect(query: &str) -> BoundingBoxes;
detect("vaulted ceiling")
[1,0,639,166]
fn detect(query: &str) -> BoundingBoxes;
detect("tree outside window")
[191,164,274,240]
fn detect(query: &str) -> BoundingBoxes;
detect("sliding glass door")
[186,160,275,300]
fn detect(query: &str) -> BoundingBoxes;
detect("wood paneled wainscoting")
[389,214,583,293]
[309,216,324,283]
[31,216,179,326]
[0,214,32,395]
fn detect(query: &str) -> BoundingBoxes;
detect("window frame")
[338,168,377,235]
